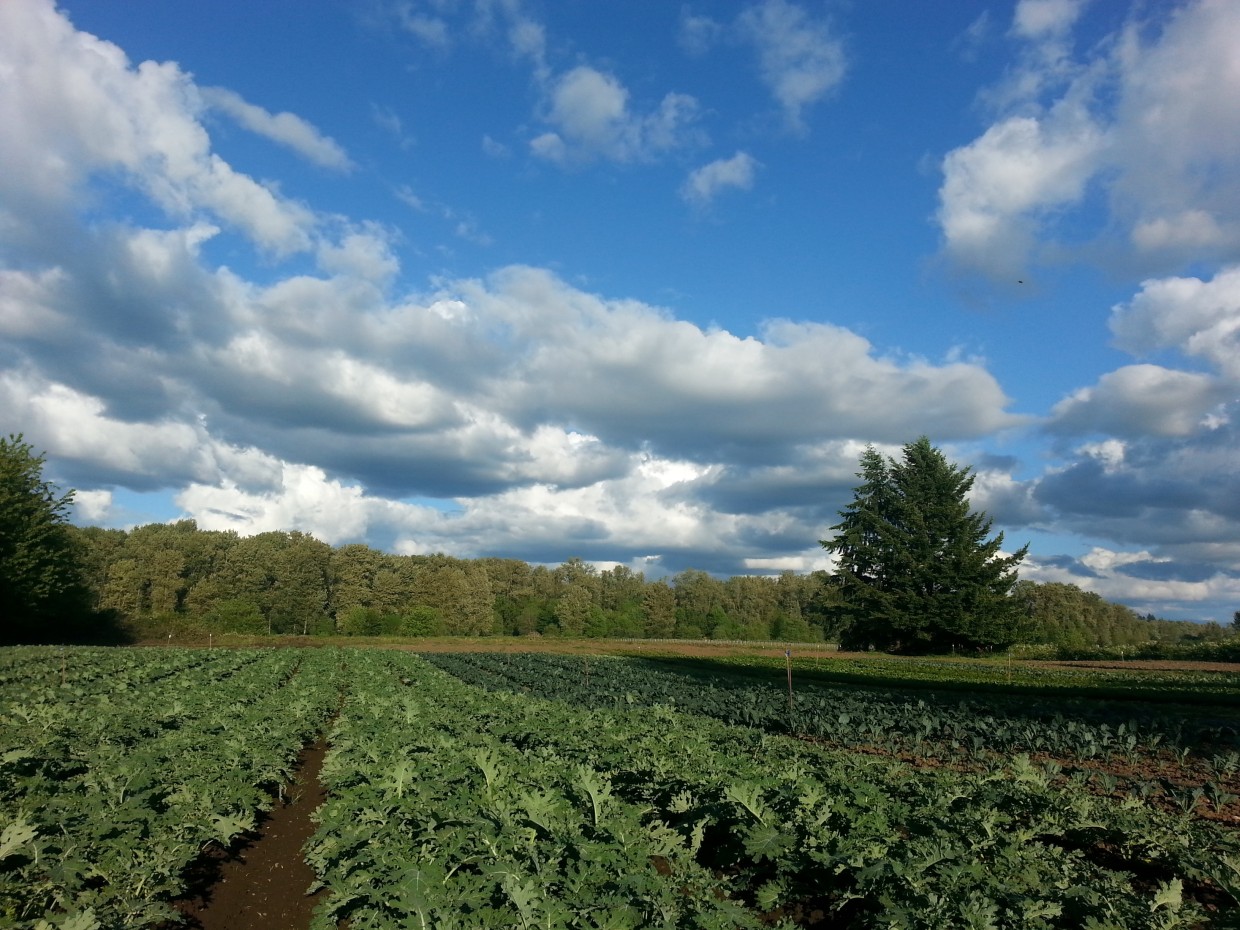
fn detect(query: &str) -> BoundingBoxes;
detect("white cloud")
[1109,265,1240,380]
[202,87,354,171]
[442,266,1022,453]
[0,267,71,339]
[1049,364,1228,438]
[937,0,1240,280]
[395,8,450,48]
[737,0,846,131]
[0,0,318,256]
[1024,548,1239,621]
[531,66,702,165]
[938,111,1104,279]
[71,489,115,523]
[177,462,421,544]
[481,134,510,158]
[1011,0,1085,40]
[315,228,401,283]
[679,11,724,56]
[372,103,416,150]
[506,14,548,82]
[0,369,253,488]
[1131,210,1233,254]
[681,152,760,206]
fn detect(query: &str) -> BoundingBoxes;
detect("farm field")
[3,647,1240,928]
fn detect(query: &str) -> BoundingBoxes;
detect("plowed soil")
[171,739,328,930]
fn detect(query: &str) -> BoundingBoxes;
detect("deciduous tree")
[0,435,89,642]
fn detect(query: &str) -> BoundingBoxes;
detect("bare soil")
[170,739,328,930]
[1046,659,1240,673]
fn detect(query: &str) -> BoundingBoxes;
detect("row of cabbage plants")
[0,646,343,930]
[423,652,1238,764]
[315,652,1239,929]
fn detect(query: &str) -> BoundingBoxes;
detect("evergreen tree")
[0,435,90,642]
[821,445,900,648]
[823,437,1027,653]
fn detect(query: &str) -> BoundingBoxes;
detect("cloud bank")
[1,0,1238,623]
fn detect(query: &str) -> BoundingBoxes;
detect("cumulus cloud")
[530,66,702,165]
[202,87,354,171]
[681,151,760,206]
[0,201,1026,573]
[1031,264,1240,615]
[5,0,1234,613]
[1109,265,1240,379]
[677,1,846,132]
[737,0,846,131]
[1049,365,1229,438]
[0,0,317,256]
[937,0,1240,280]
[1038,264,1240,590]
[71,489,116,524]
[937,111,1104,280]
[1027,427,1240,596]
[1023,546,1239,621]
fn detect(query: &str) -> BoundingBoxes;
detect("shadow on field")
[628,655,1240,744]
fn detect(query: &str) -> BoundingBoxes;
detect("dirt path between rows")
[172,739,328,930]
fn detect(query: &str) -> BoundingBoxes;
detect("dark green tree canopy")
[0,434,89,642]
[822,437,1028,653]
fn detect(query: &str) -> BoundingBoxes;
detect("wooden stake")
[785,648,793,713]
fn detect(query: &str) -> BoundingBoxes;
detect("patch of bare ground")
[168,738,328,930]
[1044,659,1240,673]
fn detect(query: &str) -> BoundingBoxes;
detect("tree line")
[67,520,835,642]
[1,432,1225,650]
[34,520,1230,650]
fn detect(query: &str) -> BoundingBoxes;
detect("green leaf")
[1151,878,1183,912]
[0,815,38,859]
[743,824,794,862]
[34,910,100,930]
[725,781,768,824]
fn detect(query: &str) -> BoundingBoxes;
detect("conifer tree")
[823,437,1027,652]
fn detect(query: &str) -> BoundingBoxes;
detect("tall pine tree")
[822,437,1028,653]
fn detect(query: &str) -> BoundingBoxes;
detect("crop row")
[5,648,1239,928]
[422,652,1237,764]
[0,647,343,930]
[309,651,758,929]
[0,645,241,704]
[316,652,1239,929]
[734,652,1240,701]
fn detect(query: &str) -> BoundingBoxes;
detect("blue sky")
[1,0,1238,622]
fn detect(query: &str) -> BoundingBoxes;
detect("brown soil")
[170,739,329,930]
[142,634,845,660]
[1045,659,1240,673]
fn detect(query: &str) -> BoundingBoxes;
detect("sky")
[1,0,1238,623]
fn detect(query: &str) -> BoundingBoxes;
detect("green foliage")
[400,605,444,636]
[6,647,1239,927]
[411,651,1239,928]
[0,435,91,643]
[1011,581,1230,655]
[338,605,383,636]
[205,598,265,634]
[0,647,341,926]
[823,437,1028,653]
